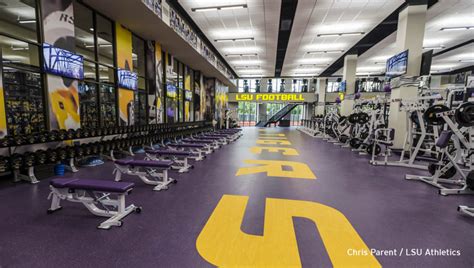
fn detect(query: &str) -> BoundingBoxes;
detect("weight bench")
[47,178,140,230]
[183,138,219,150]
[145,149,193,173]
[113,159,175,191]
[168,143,208,159]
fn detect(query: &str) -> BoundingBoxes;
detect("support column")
[257,103,267,122]
[388,4,427,148]
[340,54,357,116]
[315,78,326,115]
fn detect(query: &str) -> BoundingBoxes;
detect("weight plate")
[454,102,474,127]
[423,104,450,126]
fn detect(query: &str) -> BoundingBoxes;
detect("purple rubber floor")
[0,127,473,267]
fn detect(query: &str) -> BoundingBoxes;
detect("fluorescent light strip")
[234,65,260,69]
[299,64,329,67]
[307,50,344,54]
[459,59,474,63]
[423,46,445,50]
[215,37,254,42]
[440,26,474,31]
[225,53,258,57]
[192,4,247,12]
[18,19,36,24]
[85,44,113,48]
[11,46,28,51]
[374,62,386,65]
[317,32,364,37]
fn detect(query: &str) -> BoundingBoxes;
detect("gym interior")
[0,0,473,267]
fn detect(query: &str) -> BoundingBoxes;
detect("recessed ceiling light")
[307,50,344,54]
[215,37,254,42]
[440,26,474,31]
[192,4,247,12]
[317,32,365,37]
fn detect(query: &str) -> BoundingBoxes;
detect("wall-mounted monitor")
[43,43,84,80]
[386,50,408,78]
[420,50,433,76]
[166,84,177,98]
[117,68,138,90]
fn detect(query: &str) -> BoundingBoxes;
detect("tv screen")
[386,50,408,78]
[420,50,433,76]
[166,84,177,98]
[117,68,138,90]
[43,43,84,80]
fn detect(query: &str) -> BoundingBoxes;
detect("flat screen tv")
[420,50,433,76]
[117,68,138,90]
[386,50,408,78]
[43,43,84,80]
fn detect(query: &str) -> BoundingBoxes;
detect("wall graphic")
[193,71,201,121]
[41,0,80,130]
[0,53,6,138]
[203,77,215,121]
[155,42,164,123]
[115,23,134,125]
[215,80,228,128]
[184,66,192,122]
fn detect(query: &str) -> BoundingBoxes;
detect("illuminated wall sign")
[228,93,316,103]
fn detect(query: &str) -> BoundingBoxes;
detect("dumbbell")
[35,132,48,143]
[66,129,76,140]
[81,144,92,156]
[10,154,23,169]
[74,128,83,139]
[22,152,36,167]
[66,146,75,159]
[0,155,9,172]
[34,150,47,165]
[48,130,60,142]
[88,128,97,137]
[0,137,10,147]
[58,129,67,140]
[13,135,26,146]
[74,145,84,158]
[46,149,58,163]
[24,134,36,144]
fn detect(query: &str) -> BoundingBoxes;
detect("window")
[78,82,99,128]
[0,0,38,42]
[326,80,341,93]
[3,68,45,135]
[0,35,40,67]
[74,3,95,62]
[73,4,117,127]
[132,34,147,125]
[96,14,114,66]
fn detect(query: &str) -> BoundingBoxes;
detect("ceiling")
[350,0,474,76]
[178,0,281,77]
[146,1,473,78]
[281,0,404,77]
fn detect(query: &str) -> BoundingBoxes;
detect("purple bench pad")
[115,159,173,168]
[50,178,134,193]
[145,149,191,156]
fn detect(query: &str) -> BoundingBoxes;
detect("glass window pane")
[0,0,38,42]
[3,68,45,135]
[132,35,145,77]
[74,2,95,61]
[78,82,98,128]
[83,60,97,81]
[99,84,117,127]
[97,14,114,66]
[0,35,39,67]
[98,64,115,83]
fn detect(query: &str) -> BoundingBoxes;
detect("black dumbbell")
[67,129,76,140]
[34,150,47,165]
[10,154,23,169]
[46,149,58,163]
[22,152,35,167]
[0,155,9,172]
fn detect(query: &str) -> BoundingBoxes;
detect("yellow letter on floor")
[250,146,299,156]
[196,195,381,267]
[256,139,291,145]
[236,160,315,179]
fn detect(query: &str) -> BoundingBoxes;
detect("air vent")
[280,19,292,31]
